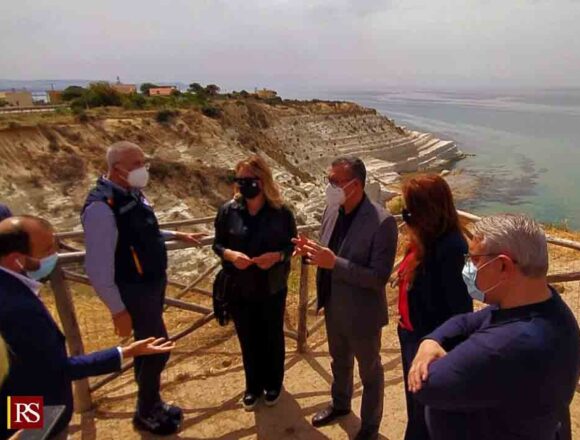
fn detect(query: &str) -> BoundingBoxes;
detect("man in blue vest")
[81,141,203,435]
[0,215,175,440]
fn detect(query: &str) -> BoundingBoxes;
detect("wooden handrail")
[55,224,321,265]
[457,210,580,252]
[56,216,216,240]
[54,204,580,250]
[48,211,580,414]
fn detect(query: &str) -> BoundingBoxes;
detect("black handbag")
[212,269,232,326]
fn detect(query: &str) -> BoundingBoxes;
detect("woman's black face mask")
[402,208,413,225]
[235,177,261,200]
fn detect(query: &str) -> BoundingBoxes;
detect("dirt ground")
[56,305,580,440]
[41,242,580,440]
[65,314,411,440]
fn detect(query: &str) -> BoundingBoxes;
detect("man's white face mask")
[118,165,149,189]
[325,179,355,208]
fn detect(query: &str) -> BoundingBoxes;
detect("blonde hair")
[0,335,9,386]
[234,155,284,209]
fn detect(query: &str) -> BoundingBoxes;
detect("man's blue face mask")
[462,255,504,303]
[23,253,59,281]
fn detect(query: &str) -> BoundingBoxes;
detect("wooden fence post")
[50,264,93,413]
[297,255,310,353]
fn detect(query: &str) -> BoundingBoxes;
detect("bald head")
[0,216,56,272]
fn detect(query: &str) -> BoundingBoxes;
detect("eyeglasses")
[326,176,355,188]
[464,253,495,265]
[464,253,518,266]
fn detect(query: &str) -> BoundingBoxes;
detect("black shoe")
[133,409,179,436]
[264,389,281,407]
[311,405,351,427]
[354,427,379,440]
[242,392,260,411]
[158,402,183,424]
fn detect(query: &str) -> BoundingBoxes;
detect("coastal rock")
[0,99,463,278]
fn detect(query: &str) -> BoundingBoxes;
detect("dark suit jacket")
[406,231,473,338]
[0,269,121,440]
[316,197,398,337]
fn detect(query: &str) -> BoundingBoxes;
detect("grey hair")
[106,141,142,170]
[331,156,366,187]
[471,214,549,278]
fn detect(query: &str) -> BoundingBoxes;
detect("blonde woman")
[212,155,297,410]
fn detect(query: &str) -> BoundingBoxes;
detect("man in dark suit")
[294,157,398,440]
[0,216,175,440]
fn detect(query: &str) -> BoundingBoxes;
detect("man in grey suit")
[294,157,398,440]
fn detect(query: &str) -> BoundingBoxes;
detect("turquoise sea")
[318,88,580,230]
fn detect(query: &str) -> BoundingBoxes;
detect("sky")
[2,0,580,93]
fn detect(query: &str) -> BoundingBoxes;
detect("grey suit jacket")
[316,196,398,337]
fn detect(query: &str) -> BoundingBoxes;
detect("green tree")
[84,82,122,107]
[205,84,221,96]
[0,99,8,107]
[140,82,159,95]
[123,93,146,109]
[62,85,86,101]
[188,82,204,93]
[155,109,179,123]
[70,97,88,112]
[201,105,222,118]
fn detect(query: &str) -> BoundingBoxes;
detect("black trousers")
[230,290,287,395]
[398,326,430,440]
[325,318,384,433]
[119,276,170,415]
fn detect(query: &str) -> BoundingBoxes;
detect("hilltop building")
[148,86,177,96]
[0,90,34,107]
[47,90,63,104]
[111,76,137,95]
[111,83,137,94]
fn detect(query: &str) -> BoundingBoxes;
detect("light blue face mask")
[462,256,502,303]
[26,253,59,281]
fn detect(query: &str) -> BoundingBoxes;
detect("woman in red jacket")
[396,174,473,440]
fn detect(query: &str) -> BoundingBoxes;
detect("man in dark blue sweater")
[0,216,175,439]
[409,214,580,440]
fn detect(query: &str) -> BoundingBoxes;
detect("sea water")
[326,88,580,230]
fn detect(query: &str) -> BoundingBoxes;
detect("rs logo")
[6,396,44,430]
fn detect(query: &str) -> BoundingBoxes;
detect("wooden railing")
[49,210,580,413]
[49,218,319,413]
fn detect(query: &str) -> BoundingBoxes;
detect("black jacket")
[406,231,473,338]
[212,198,297,300]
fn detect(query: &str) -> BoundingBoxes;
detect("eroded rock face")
[0,99,462,279]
